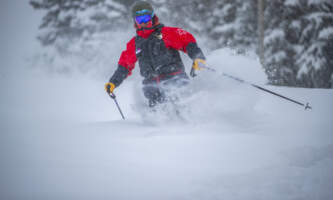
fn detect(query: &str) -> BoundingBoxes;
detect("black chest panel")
[135,28,184,80]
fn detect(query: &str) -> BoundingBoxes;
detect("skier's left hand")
[190,58,207,77]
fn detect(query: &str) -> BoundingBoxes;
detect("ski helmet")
[131,1,154,17]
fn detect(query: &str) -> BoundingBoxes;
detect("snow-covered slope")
[1,47,333,200]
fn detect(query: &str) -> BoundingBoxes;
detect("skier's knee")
[143,84,165,106]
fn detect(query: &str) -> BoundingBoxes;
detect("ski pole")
[222,73,312,110]
[191,65,312,110]
[108,92,126,120]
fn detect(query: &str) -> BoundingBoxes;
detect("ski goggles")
[135,9,154,24]
[135,14,152,24]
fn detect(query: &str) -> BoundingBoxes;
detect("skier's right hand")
[105,82,115,94]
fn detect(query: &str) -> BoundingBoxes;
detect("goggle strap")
[135,9,153,16]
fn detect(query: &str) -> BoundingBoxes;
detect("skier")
[105,1,207,107]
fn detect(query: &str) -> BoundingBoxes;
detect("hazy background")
[26,0,333,88]
[1,0,332,87]
[0,1,42,76]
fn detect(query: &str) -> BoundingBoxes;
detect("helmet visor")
[135,14,152,24]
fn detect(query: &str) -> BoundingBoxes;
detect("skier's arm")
[162,27,206,76]
[105,38,137,93]
[109,66,130,87]
[162,27,206,60]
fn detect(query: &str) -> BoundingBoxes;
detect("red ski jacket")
[118,26,197,76]
[109,16,205,87]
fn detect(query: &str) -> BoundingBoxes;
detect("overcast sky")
[0,1,43,74]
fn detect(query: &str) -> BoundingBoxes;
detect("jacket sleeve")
[162,27,206,60]
[109,37,137,87]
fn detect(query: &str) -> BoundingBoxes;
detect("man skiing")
[105,1,207,107]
